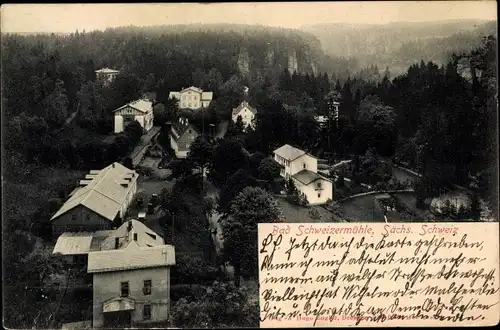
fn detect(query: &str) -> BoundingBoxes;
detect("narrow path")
[129,126,161,166]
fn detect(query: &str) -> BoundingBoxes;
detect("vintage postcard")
[1,2,498,329]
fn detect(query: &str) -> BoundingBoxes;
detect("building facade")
[232,101,257,130]
[51,163,138,237]
[274,144,333,205]
[95,68,120,85]
[169,86,213,109]
[170,117,199,158]
[114,99,154,134]
[88,244,176,328]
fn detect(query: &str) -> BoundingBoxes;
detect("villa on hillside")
[55,220,176,328]
[170,117,199,158]
[232,101,257,130]
[95,68,120,85]
[50,162,138,237]
[114,99,154,134]
[274,144,333,205]
[169,86,213,109]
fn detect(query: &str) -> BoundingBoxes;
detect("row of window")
[276,155,290,166]
[182,95,199,101]
[120,280,152,297]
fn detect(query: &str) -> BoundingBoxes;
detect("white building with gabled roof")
[274,144,333,205]
[114,99,154,133]
[169,86,213,109]
[232,101,257,130]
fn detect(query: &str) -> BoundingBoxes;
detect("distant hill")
[301,20,497,76]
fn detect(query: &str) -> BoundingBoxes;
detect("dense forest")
[302,20,497,76]
[1,23,498,328]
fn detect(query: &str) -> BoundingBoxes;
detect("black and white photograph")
[1,2,498,329]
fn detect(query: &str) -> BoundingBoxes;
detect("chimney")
[133,233,138,241]
[115,237,120,249]
[112,163,115,168]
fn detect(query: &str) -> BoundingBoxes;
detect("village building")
[169,86,213,109]
[55,220,176,328]
[88,221,175,328]
[232,101,257,130]
[50,163,138,237]
[95,68,120,85]
[114,99,154,134]
[170,117,199,158]
[274,144,333,205]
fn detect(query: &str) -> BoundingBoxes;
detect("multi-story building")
[170,117,199,158]
[274,144,333,205]
[54,220,176,328]
[169,86,213,109]
[50,162,138,237]
[114,99,154,134]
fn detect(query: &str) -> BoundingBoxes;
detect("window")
[188,103,192,107]
[85,214,91,221]
[303,164,306,169]
[318,193,321,198]
[143,280,152,295]
[71,214,77,221]
[188,129,192,133]
[143,304,151,320]
[120,282,129,297]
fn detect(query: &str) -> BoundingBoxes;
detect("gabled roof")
[181,86,203,93]
[232,101,257,117]
[292,169,331,185]
[114,99,153,113]
[273,144,306,161]
[50,163,138,222]
[95,68,120,74]
[142,92,157,102]
[87,245,176,273]
[100,219,164,251]
[170,117,199,142]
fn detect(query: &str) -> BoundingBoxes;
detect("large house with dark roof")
[274,144,333,205]
[170,117,199,158]
[50,162,138,237]
[169,86,213,109]
[114,99,154,133]
[232,101,257,130]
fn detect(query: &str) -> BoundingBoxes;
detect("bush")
[171,254,224,286]
[170,284,208,302]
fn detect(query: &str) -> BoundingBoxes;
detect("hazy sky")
[1,2,497,33]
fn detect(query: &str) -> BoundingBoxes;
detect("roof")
[87,245,176,273]
[170,117,199,142]
[114,99,153,113]
[293,169,331,185]
[100,219,164,251]
[50,162,139,222]
[232,101,257,117]
[103,297,135,313]
[181,86,203,93]
[53,233,93,255]
[273,144,306,161]
[95,68,120,74]
[52,230,115,255]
